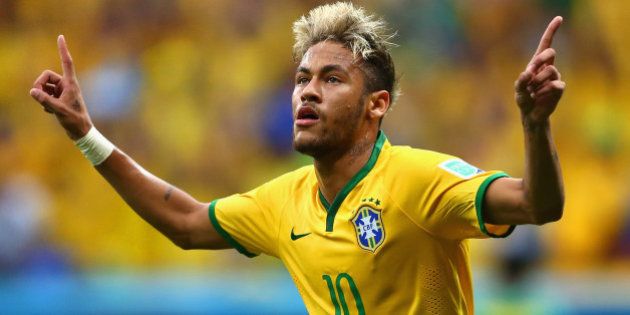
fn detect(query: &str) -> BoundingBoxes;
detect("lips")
[295,106,320,127]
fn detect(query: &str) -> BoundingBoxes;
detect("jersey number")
[322,273,365,315]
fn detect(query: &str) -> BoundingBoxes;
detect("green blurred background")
[1,0,630,313]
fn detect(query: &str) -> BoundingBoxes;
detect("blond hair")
[292,2,400,105]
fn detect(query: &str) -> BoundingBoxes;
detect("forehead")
[298,41,358,71]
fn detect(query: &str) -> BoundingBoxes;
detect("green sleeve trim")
[320,130,387,232]
[208,200,258,258]
[474,172,516,238]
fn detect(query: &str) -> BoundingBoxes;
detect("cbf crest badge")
[352,206,385,253]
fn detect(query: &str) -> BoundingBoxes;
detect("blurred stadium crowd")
[1,0,630,311]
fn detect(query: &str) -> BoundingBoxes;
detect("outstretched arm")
[483,17,565,225]
[29,35,228,249]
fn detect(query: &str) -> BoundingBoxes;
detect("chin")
[293,131,327,157]
[293,135,317,157]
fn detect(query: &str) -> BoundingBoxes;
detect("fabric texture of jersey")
[209,131,514,314]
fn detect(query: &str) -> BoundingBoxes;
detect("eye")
[296,76,309,85]
[327,76,341,83]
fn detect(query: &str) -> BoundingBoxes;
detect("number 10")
[322,273,365,315]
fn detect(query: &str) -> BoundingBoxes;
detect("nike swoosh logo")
[291,227,311,241]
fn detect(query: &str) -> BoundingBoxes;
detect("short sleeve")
[391,150,515,240]
[209,181,283,258]
[426,167,515,239]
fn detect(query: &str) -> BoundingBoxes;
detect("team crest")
[352,206,385,253]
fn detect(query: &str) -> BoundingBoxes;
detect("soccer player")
[29,3,565,314]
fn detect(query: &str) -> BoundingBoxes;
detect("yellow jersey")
[209,131,514,314]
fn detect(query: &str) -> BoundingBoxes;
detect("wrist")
[74,126,115,165]
[67,120,93,141]
[521,116,550,133]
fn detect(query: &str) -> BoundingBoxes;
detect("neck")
[315,130,378,205]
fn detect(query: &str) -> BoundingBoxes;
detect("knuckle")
[34,74,45,84]
[531,76,542,85]
[44,69,57,78]
[532,56,542,64]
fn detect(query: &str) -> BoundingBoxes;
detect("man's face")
[292,41,367,158]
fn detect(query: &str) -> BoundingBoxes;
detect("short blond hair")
[292,2,400,105]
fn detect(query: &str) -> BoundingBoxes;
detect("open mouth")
[295,106,320,126]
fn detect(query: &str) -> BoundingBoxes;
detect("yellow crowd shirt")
[209,131,514,314]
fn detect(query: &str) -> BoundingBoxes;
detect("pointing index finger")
[534,16,563,57]
[57,35,75,78]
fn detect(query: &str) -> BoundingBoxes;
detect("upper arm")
[177,202,231,250]
[391,149,514,239]
[425,171,515,239]
[482,177,534,225]
[209,191,281,257]
[180,169,299,255]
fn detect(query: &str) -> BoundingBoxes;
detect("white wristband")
[74,127,115,165]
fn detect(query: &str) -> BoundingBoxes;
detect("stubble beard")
[293,98,365,160]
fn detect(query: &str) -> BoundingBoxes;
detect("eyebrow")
[296,64,347,75]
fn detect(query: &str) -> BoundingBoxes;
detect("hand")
[515,16,566,126]
[30,35,92,140]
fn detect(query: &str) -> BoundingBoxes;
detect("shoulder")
[380,144,488,190]
[387,144,488,181]
[385,145,457,175]
[257,164,315,193]
[388,145,453,160]
[232,165,314,209]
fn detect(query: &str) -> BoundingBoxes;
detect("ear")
[366,90,390,121]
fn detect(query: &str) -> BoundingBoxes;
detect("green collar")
[318,131,387,232]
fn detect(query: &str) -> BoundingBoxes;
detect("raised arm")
[483,17,565,225]
[29,35,228,250]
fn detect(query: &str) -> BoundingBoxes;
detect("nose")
[300,78,322,104]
